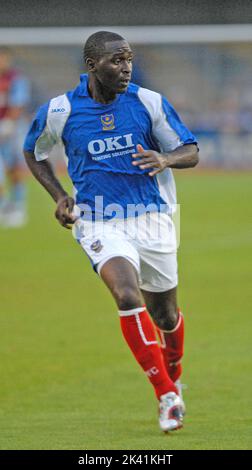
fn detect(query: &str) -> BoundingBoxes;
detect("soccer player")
[0,47,30,227]
[23,31,199,432]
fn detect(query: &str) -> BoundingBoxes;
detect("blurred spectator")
[3,42,251,169]
[0,47,30,227]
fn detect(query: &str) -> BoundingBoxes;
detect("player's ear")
[86,58,96,72]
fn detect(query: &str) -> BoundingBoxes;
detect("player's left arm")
[133,92,199,176]
[132,143,199,176]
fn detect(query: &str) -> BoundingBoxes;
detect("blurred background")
[0,0,252,451]
[1,0,252,169]
[4,41,252,169]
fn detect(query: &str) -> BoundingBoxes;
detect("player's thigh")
[141,286,177,323]
[100,256,142,309]
[76,219,142,309]
[139,250,178,329]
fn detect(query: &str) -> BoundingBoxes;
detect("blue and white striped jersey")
[24,74,197,219]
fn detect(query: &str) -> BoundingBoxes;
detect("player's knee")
[113,286,142,310]
[154,304,178,331]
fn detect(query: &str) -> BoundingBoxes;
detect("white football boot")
[159,391,183,432]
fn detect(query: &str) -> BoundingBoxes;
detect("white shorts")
[74,212,178,292]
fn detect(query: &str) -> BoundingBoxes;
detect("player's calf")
[156,309,184,383]
[119,306,178,399]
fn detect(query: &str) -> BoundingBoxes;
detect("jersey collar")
[77,74,90,97]
[76,73,123,106]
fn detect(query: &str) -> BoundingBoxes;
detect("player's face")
[95,40,133,93]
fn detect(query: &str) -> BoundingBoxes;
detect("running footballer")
[24,31,199,432]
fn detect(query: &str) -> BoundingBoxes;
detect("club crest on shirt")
[101,114,115,131]
[90,240,103,253]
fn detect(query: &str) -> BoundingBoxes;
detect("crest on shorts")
[101,114,115,131]
[90,239,103,253]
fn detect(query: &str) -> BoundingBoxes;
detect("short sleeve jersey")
[24,74,197,219]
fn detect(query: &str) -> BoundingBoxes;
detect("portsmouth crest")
[90,240,103,253]
[101,114,115,131]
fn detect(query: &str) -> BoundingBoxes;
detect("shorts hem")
[140,281,178,293]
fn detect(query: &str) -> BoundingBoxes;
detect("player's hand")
[55,195,77,229]
[132,144,171,177]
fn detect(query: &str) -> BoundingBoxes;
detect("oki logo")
[88,133,134,154]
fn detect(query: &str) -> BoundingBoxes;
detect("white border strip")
[119,306,145,317]
[0,25,252,45]
[135,313,157,346]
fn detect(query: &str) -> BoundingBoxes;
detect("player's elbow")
[191,153,199,167]
[190,145,199,167]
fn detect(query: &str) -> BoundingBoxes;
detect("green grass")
[0,171,252,450]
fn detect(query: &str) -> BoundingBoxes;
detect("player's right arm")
[24,152,75,228]
[23,100,75,229]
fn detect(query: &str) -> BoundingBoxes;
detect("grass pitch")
[0,171,252,450]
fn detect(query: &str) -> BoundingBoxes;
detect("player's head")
[0,47,13,73]
[83,31,133,94]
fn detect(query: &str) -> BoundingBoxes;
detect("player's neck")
[87,75,117,104]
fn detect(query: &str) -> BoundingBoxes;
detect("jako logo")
[51,108,66,113]
[88,133,134,154]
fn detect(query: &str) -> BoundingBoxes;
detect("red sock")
[156,310,184,383]
[119,306,177,399]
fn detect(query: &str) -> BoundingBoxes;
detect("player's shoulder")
[127,82,162,121]
[46,92,72,119]
[33,92,72,137]
[127,81,160,99]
